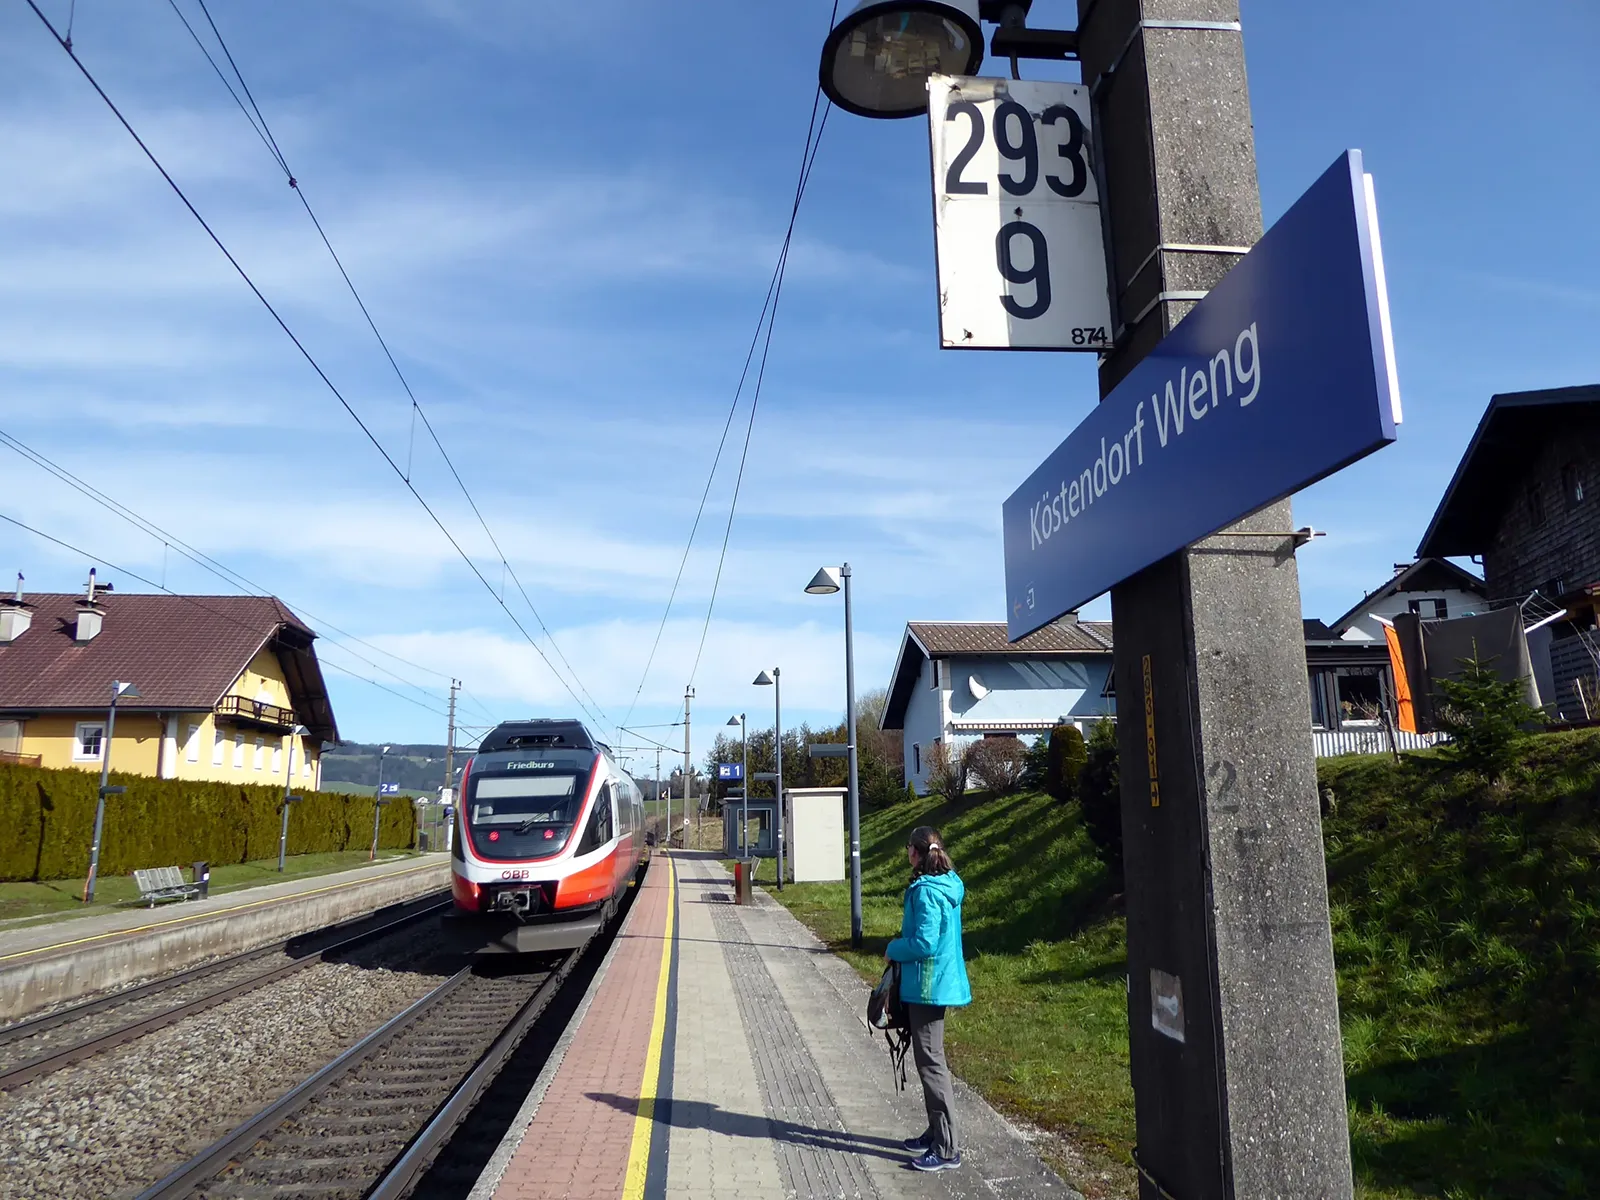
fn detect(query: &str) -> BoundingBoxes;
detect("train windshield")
[466,771,588,859]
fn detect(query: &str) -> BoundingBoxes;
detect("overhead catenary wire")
[0,509,450,720]
[0,427,458,708]
[616,10,837,733]
[21,0,605,728]
[162,0,607,723]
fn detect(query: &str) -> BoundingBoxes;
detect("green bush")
[1045,723,1087,803]
[0,761,416,882]
[1077,720,1122,881]
[1433,654,1546,782]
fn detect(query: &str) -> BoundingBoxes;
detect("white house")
[879,618,1114,795]
[1324,557,1489,645]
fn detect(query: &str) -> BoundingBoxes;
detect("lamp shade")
[819,0,983,119]
[753,670,776,686]
[805,567,843,595]
[112,680,140,700]
[727,715,743,726]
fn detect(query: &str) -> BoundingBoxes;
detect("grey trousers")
[907,1002,956,1158]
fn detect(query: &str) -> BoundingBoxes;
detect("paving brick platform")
[478,851,1074,1200]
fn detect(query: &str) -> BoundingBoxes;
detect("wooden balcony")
[215,695,297,732]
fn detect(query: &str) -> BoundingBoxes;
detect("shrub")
[969,737,1029,795]
[1433,654,1546,782]
[924,741,971,800]
[1078,720,1122,881]
[0,761,416,882]
[1021,732,1051,789]
[1045,723,1087,803]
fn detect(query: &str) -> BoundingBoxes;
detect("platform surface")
[0,853,447,965]
[479,851,1074,1200]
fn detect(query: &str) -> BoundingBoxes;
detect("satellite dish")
[968,674,989,700]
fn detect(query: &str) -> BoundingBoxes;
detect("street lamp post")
[371,745,393,861]
[754,669,783,889]
[725,714,747,859]
[806,564,862,948]
[84,680,138,903]
[278,724,308,872]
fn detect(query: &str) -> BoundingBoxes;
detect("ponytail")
[909,825,953,877]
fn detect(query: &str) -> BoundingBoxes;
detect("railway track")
[0,892,451,1093]
[137,864,643,1200]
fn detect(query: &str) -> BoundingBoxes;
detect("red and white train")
[447,719,645,953]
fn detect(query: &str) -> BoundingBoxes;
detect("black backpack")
[867,962,913,1090]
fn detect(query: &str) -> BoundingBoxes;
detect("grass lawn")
[769,732,1600,1199]
[767,789,1137,1197]
[0,849,424,929]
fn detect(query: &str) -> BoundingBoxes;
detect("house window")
[271,745,282,774]
[1409,597,1448,620]
[234,734,246,769]
[1527,484,1547,528]
[0,719,21,755]
[253,737,265,770]
[1308,672,1330,729]
[74,723,105,762]
[912,744,922,774]
[213,731,226,766]
[1563,463,1585,509]
[185,724,202,763]
[1335,668,1385,726]
[303,753,314,779]
[930,660,941,688]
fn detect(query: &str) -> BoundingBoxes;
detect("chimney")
[0,573,29,644]
[74,567,105,643]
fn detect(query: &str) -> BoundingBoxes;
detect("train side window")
[579,783,615,854]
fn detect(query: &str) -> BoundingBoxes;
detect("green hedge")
[0,761,416,882]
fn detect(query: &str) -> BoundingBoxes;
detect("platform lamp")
[806,564,862,948]
[277,724,309,872]
[726,714,748,859]
[819,0,983,119]
[84,680,138,903]
[754,669,784,889]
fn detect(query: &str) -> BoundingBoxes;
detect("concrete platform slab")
[477,851,1075,1200]
[0,854,450,1021]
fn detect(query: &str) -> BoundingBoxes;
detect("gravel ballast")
[0,955,451,1199]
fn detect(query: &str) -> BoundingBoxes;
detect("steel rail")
[133,965,477,1200]
[365,945,587,1199]
[0,895,451,1091]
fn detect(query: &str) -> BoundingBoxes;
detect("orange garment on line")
[1384,622,1417,733]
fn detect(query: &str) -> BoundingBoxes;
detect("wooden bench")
[133,866,203,907]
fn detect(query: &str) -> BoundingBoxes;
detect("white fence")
[1311,727,1447,759]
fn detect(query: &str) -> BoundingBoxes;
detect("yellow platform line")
[622,856,676,1199]
[0,861,443,964]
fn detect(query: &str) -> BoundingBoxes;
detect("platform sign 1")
[717,762,743,781]
[1003,150,1402,640]
[928,75,1111,351]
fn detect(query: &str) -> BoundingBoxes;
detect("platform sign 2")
[378,782,400,796]
[1003,150,1403,639]
[717,763,743,782]
[928,75,1111,351]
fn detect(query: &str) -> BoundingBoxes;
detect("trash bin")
[192,861,210,899]
[733,859,753,905]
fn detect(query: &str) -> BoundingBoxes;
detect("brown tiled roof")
[907,619,1113,656]
[0,592,337,741]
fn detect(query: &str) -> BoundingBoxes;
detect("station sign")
[1003,150,1402,639]
[716,762,743,781]
[928,75,1111,351]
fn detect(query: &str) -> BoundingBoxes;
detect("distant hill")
[321,742,459,794]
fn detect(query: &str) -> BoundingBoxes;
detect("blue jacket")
[885,870,971,1008]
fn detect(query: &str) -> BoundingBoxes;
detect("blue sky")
[1,1,1596,769]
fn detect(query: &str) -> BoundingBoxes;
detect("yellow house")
[0,577,337,786]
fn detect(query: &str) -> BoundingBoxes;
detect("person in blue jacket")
[885,825,971,1172]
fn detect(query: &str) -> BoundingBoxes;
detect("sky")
[1,1,1597,771]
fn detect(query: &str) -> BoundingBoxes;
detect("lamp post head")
[805,566,843,595]
[727,714,744,727]
[753,670,776,686]
[112,681,140,701]
[292,724,309,737]
[819,0,984,119]
[381,745,391,755]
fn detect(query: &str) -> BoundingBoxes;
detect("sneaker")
[902,1133,932,1153]
[909,1150,962,1172]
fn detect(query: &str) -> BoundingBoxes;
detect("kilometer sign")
[928,75,1111,350]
